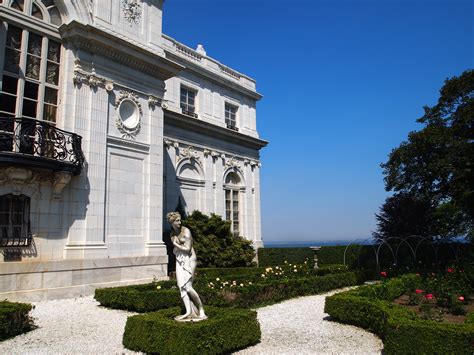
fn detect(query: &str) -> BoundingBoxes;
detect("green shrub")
[123,306,260,354]
[314,264,349,276]
[316,245,367,266]
[197,267,265,279]
[183,211,255,268]
[95,285,181,312]
[258,248,315,267]
[325,274,474,354]
[465,312,474,324]
[96,271,367,312]
[0,301,35,341]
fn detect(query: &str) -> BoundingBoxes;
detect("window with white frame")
[0,0,62,123]
[180,86,197,117]
[224,172,241,235]
[225,103,238,131]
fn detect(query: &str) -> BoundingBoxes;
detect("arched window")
[224,172,241,235]
[0,194,31,246]
[0,0,63,124]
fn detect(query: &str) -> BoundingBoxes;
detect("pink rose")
[380,271,387,277]
[447,267,454,273]
[415,289,425,294]
[458,296,465,302]
[425,294,433,300]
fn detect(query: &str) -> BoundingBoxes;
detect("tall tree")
[373,192,436,240]
[381,70,474,239]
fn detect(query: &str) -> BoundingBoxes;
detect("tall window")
[0,1,62,123]
[0,194,31,246]
[224,172,240,235]
[225,103,238,131]
[180,86,197,117]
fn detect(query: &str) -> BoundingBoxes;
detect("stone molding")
[164,139,260,168]
[60,21,183,80]
[164,109,268,150]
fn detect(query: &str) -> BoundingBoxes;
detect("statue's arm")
[172,228,192,254]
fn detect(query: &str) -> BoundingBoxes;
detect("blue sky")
[163,0,473,243]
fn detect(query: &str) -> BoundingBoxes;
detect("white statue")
[166,211,207,321]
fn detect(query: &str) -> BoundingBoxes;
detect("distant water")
[264,240,363,248]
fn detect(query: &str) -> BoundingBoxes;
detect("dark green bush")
[183,211,255,268]
[314,264,349,276]
[325,275,474,354]
[258,248,315,267]
[96,271,366,312]
[197,267,265,279]
[123,306,260,354]
[316,245,368,266]
[0,301,35,340]
[95,285,181,312]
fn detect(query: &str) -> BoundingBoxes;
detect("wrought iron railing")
[0,117,85,174]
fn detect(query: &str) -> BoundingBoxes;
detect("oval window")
[119,99,139,129]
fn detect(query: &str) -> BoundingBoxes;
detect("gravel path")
[0,288,383,354]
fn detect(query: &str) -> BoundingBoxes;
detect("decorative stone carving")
[225,156,241,169]
[164,139,174,149]
[166,212,207,322]
[115,90,142,140]
[52,172,72,200]
[122,0,142,25]
[0,168,33,185]
[178,146,200,163]
[148,95,161,108]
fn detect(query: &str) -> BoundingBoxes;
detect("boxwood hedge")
[258,248,315,267]
[324,275,474,354]
[123,306,260,354]
[0,301,35,341]
[96,271,367,312]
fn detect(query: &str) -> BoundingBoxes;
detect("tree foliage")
[183,211,256,268]
[381,70,474,240]
[373,193,436,240]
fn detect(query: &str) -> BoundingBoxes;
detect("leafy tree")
[381,70,474,240]
[183,211,255,268]
[373,192,436,240]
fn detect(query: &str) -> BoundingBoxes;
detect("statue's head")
[166,211,181,224]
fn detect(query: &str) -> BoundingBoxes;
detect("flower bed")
[123,306,260,354]
[95,264,367,312]
[325,274,474,354]
[0,301,35,341]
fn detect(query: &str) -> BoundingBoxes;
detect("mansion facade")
[0,0,267,301]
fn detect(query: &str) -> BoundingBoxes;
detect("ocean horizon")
[263,240,372,248]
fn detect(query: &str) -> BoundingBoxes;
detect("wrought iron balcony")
[0,117,84,175]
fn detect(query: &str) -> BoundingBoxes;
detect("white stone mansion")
[0,0,267,300]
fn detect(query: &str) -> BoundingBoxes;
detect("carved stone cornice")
[164,109,268,151]
[60,21,183,81]
[177,146,200,163]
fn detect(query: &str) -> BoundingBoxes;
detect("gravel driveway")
[0,288,383,354]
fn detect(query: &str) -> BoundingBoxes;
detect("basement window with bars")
[0,194,32,247]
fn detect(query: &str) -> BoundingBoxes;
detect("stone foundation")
[0,255,168,302]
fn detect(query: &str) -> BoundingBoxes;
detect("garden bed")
[325,273,474,354]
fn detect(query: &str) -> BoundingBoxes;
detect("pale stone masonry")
[0,0,267,301]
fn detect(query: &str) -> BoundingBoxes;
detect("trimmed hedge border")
[0,301,35,341]
[123,306,260,354]
[95,271,367,312]
[258,247,315,267]
[324,275,474,354]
